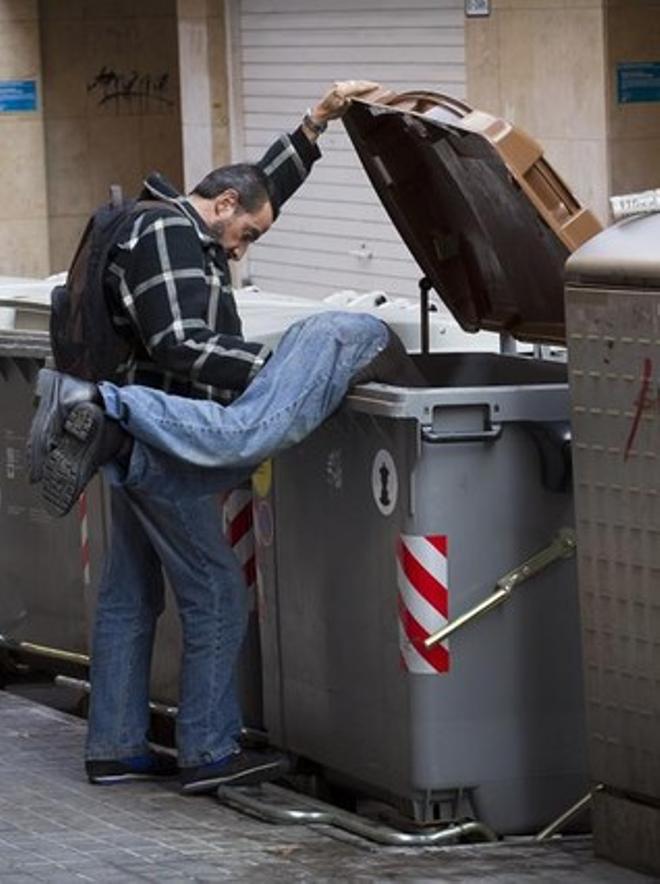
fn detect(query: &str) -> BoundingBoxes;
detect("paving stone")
[1,691,658,883]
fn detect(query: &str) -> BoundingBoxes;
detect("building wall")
[605,0,660,198]
[0,0,49,276]
[465,0,610,224]
[39,0,184,272]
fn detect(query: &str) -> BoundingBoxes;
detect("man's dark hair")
[191,163,276,216]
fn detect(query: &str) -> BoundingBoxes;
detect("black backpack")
[50,194,181,382]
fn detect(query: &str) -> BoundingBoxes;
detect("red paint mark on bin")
[78,492,91,588]
[624,357,653,461]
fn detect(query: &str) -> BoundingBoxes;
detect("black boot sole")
[41,405,103,517]
[27,369,61,484]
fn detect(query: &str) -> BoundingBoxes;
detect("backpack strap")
[133,198,186,215]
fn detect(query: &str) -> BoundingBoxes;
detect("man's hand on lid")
[302,80,381,140]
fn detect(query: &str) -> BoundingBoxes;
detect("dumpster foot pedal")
[216,782,498,846]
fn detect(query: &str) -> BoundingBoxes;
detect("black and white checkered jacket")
[104,127,321,402]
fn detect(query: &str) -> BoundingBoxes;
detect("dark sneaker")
[180,749,288,794]
[86,753,179,784]
[27,368,99,484]
[41,402,128,517]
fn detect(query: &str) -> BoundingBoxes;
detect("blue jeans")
[99,312,390,498]
[88,312,389,764]
[87,486,248,767]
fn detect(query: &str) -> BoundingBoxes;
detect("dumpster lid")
[342,90,602,345]
[566,213,660,287]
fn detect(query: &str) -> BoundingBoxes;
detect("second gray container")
[256,352,587,835]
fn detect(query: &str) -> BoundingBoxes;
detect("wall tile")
[177,0,209,18]
[138,113,184,191]
[84,16,180,120]
[0,218,49,276]
[39,16,86,118]
[88,115,142,203]
[211,123,230,169]
[40,3,184,272]
[0,18,40,78]
[181,122,213,191]
[48,213,87,272]
[178,17,211,126]
[82,0,174,20]
[0,119,47,218]
[492,0,602,8]
[465,16,501,112]
[606,3,660,140]
[207,8,229,129]
[0,0,37,21]
[43,118,92,215]
[38,0,83,20]
[496,8,607,140]
[609,137,660,197]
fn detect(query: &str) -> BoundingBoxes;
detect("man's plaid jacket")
[104,127,321,403]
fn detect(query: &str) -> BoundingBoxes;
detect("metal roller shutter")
[228,0,466,300]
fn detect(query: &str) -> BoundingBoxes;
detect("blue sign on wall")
[617,62,660,104]
[0,79,38,112]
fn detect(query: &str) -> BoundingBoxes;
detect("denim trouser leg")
[86,484,248,766]
[86,485,165,760]
[99,312,390,498]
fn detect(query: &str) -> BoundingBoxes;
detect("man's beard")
[208,219,225,242]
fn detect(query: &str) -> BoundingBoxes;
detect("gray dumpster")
[0,331,106,658]
[566,213,660,876]
[253,93,592,836]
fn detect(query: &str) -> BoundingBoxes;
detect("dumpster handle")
[422,424,502,444]
[424,528,577,649]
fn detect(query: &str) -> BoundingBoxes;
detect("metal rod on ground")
[425,528,577,649]
[55,675,178,718]
[535,784,603,841]
[217,783,498,846]
[0,634,90,667]
[53,675,267,746]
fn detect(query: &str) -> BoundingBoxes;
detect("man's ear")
[215,188,240,218]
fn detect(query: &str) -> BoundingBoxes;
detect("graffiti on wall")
[87,67,174,114]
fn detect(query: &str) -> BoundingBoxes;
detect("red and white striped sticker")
[222,486,257,605]
[397,534,449,674]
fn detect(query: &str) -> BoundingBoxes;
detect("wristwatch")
[303,108,328,135]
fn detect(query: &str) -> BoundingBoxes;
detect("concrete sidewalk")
[0,690,655,883]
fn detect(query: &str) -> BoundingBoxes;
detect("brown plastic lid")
[343,90,602,344]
